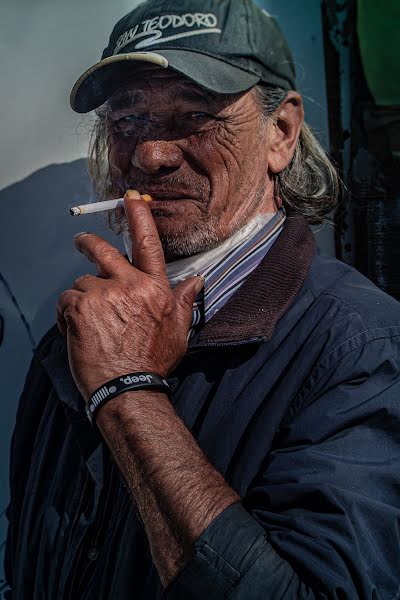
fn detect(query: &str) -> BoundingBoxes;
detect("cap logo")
[113,13,221,53]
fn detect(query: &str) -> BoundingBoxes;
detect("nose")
[131,140,184,175]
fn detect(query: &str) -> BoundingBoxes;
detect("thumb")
[173,276,205,327]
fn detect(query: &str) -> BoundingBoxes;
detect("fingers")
[58,276,106,335]
[74,233,129,278]
[73,274,100,291]
[56,289,82,336]
[73,190,166,281]
[123,191,166,278]
[173,276,204,331]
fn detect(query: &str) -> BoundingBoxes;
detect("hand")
[57,191,203,402]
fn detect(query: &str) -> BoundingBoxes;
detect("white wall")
[0,0,141,191]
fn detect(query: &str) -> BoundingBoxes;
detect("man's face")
[106,65,276,260]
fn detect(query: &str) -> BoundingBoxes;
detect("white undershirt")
[122,212,275,286]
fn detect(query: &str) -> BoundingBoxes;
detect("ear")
[267,92,304,174]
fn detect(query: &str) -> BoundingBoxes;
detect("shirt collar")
[196,213,316,346]
[191,208,286,328]
[165,212,278,287]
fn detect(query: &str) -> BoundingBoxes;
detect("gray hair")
[87,84,339,230]
[253,85,339,223]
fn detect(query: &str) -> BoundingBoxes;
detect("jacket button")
[87,547,99,561]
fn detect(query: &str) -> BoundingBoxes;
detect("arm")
[167,337,400,599]
[96,391,317,598]
[57,192,239,587]
[96,390,239,586]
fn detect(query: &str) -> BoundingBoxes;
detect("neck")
[165,212,276,287]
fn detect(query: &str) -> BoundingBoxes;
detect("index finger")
[74,233,129,278]
[124,191,166,277]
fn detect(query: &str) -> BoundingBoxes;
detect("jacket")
[5,214,400,599]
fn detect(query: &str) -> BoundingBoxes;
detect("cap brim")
[70,50,260,113]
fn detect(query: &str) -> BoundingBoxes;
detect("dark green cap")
[70,0,296,113]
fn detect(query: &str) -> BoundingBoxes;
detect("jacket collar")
[197,213,316,345]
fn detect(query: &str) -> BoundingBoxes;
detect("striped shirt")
[191,208,286,332]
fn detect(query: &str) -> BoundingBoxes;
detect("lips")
[142,190,198,202]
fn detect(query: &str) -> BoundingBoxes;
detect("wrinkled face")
[106,65,276,260]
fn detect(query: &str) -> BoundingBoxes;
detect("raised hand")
[57,190,203,401]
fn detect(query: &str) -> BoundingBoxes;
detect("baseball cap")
[70,0,296,113]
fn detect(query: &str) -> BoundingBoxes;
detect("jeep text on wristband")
[86,372,171,425]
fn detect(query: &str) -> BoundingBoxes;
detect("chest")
[15,300,325,599]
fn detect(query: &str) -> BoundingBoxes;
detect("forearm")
[96,390,240,587]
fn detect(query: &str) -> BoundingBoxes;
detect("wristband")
[86,372,171,425]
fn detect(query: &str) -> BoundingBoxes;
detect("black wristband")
[86,372,171,425]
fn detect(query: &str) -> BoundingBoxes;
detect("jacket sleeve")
[166,502,315,599]
[166,335,400,599]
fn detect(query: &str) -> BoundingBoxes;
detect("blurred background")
[0,0,399,588]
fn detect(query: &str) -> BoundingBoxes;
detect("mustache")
[123,174,209,199]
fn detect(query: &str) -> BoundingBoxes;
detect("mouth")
[145,190,198,203]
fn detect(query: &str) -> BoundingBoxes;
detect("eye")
[188,112,211,121]
[112,113,149,137]
[181,112,216,134]
[117,114,147,123]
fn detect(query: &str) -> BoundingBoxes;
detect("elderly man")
[5,0,400,598]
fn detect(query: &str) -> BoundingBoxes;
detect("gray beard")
[120,212,224,262]
[114,178,268,261]
[152,212,223,261]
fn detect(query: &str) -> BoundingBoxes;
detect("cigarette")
[70,194,153,216]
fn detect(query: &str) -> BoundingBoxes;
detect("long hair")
[87,85,339,230]
[254,85,339,223]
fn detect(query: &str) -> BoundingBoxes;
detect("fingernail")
[74,232,89,239]
[195,277,205,294]
[124,189,141,200]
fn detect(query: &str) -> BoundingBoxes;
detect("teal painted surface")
[358,0,400,105]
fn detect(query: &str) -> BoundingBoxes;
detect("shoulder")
[303,252,400,346]
[286,253,400,411]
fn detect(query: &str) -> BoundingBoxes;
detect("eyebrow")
[109,86,214,112]
[176,89,213,107]
[109,92,142,112]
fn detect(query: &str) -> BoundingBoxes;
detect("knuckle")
[100,244,120,259]
[58,289,73,305]
[73,274,93,287]
[57,290,82,317]
[137,234,161,255]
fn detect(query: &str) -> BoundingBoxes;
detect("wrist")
[96,389,171,430]
[85,371,171,425]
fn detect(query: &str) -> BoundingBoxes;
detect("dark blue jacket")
[5,215,400,599]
